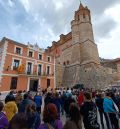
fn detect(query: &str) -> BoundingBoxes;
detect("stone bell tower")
[71,3,100,66]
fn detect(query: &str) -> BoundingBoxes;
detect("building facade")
[46,3,120,89]
[0,38,55,92]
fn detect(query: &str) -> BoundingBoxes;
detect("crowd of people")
[0,87,120,129]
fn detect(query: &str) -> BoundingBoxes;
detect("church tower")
[71,3,100,66]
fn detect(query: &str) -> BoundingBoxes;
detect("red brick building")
[0,37,55,92]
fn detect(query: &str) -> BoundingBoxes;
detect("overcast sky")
[0,0,120,59]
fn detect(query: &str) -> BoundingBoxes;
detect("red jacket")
[78,92,84,106]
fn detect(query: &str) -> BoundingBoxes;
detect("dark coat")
[63,120,82,129]
[18,99,33,113]
[27,112,41,129]
[80,101,100,129]
[95,97,104,112]
[64,97,75,115]
[44,96,53,106]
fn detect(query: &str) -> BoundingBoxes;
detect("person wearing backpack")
[0,101,9,129]
[39,103,63,129]
[80,92,100,129]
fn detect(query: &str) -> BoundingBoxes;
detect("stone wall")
[80,40,100,65]
[62,64,80,87]
[71,44,81,64]
[62,64,113,89]
[55,64,64,87]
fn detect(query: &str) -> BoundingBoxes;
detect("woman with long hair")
[39,103,63,129]
[25,103,41,129]
[63,103,82,129]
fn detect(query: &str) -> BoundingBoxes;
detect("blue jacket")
[103,97,116,113]
[53,98,61,114]
[18,99,33,112]
[34,95,42,107]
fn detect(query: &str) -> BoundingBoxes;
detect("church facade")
[46,3,120,89]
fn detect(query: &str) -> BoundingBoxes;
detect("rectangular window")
[47,57,51,62]
[47,66,50,75]
[13,59,20,70]
[29,51,33,57]
[10,77,18,89]
[39,54,42,60]
[27,62,32,74]
[16,47,21,54]
[38,64,42,75]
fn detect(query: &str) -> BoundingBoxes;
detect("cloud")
[97,4,120,58]
[0,0,120,59]
[98,25,120,59]
[93,10,116,41]
[8,0,14,7]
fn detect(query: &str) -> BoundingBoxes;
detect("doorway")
[47,79,50,88]
[29,79,38,91]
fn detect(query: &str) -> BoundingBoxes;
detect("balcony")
[27,70,32,75]
[40,72,54,78]
[38,72,42,76]
[13,66,18,71]
[40,72,47,78]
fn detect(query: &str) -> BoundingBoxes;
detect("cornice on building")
[1,37,27,47]
[1,37,45,53]
[46,32,72,52]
